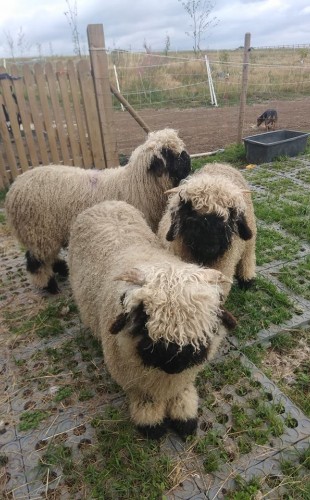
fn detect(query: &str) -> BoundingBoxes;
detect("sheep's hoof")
[52,259,69,277]
[136,421,167,440]
[25,251,42,273]
[237,278,256,290]
[168,417,198,439]
[44,276,60,294]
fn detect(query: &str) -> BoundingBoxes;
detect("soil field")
[113,97,310,156]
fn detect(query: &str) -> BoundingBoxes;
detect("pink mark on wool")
[89,170,100,187]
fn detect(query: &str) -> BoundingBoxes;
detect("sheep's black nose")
[137,337,207,374]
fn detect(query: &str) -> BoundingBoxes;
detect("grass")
[36,406,175,498]
[0,188,8,208]
[225,275,293,342]
[253,196,310,241]
[19,410,50,431]
[1,147,310,498]
[277,255,310,300]
[4,297,77,338]
[264,329,310,417]
[192,143,247,169]
[256,225,302,266]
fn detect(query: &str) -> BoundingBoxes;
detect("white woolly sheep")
[68,200,236,439]
[5,128,191,293]
[157,162,257,299]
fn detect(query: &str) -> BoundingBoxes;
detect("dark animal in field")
[257,109,278,131]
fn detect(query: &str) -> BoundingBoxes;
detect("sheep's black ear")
[219,308,237,330]
[237,213,253,241]
[149,156,165,177]
[166,211,179,241]
[129,302,148,337]
[109,313,128,334]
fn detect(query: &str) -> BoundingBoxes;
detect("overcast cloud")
[0,0,309,58]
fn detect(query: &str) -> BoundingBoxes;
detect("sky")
[0,0,310,58]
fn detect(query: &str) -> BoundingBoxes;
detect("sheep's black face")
[149,148,191,186]
[174,201,234,265]
[167,201,253,266]
[109,300,207,374]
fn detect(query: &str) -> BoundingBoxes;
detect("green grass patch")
[256,226,301,265]
[196,355,251,393]
[267,329,310,416]
[262,157,304,172]
[296,168,310,184]
[19,410,49,431]
[243,168,277,185]
[40,443,74,476]
[0,188,8,208]
[54,386,73,402]
[277,256,310,300]
[260,177,298,194]
[225,275,293,342]
[0,212,6,224]
[253,196,310,241]
[192,143,247,170]
[270,331,298,353]
[87,406,173,499]
[6,298,77,338]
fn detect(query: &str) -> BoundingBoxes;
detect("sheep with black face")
[157,162,256,299]
[68,200,236,439]
[5,128,191,293]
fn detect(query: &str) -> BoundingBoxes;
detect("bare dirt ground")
[113,97,310,156]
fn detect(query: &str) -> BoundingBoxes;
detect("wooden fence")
[0,25,119,189]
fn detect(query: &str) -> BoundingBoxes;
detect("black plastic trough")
[243,129,309,164]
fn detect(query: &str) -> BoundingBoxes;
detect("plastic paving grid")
[0,157,309,499]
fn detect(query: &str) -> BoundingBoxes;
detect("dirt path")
[114,97,310,156]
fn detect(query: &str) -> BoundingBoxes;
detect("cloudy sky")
[0,0,309,58]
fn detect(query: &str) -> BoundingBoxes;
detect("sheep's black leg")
[168,417,198,439]
[44,276,60,294]
[52,259,69,277]
[237,277,256,290]
[136,421,168,440]
[25,250,42,273]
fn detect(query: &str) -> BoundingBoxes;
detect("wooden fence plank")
[0,67,29,172]
[10,65,39,167]
[0,148,10,188]
[34,63,60,164]
[56,61,82,166]
[0,94,19,179]
[77,59,105,169]
[22,65,50,165]
[87,24,119,168]
[45,62,71,165]
[67,60,93,168]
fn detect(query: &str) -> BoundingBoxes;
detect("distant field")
[4,46,310,110]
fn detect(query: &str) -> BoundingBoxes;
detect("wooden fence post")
[237,33,251,144]
[87,24,119,168]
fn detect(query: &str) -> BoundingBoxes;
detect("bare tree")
[4,30,15,60]
[143,38,152,54]
[164,34,171,56]
[64,0,82,57]
[178,0,219,55]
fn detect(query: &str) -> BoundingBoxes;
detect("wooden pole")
[237,33,251,144]
[110,83,151,134]
[87,24,119,168]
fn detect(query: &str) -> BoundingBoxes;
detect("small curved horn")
[202,268,233,284]
[164,187,180,195]
[113,268,145,285]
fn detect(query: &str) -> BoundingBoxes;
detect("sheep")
[5,128,191,294]
[68,200,237,440]
[157,162,257,299]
